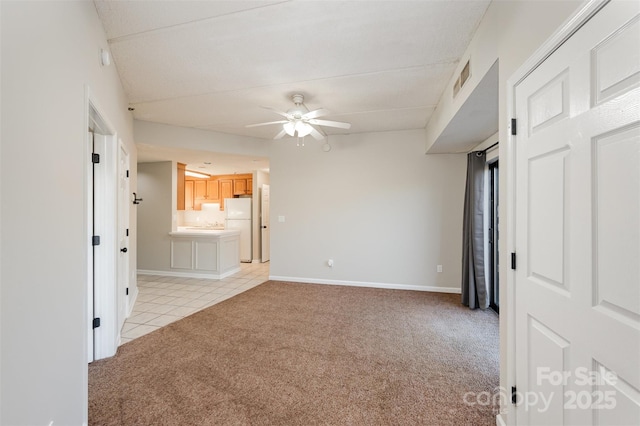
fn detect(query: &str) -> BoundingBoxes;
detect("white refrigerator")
[225,198,252,262]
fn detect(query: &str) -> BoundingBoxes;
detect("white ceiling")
[94,0,492,168]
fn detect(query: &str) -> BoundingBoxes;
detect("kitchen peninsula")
[168,227,241,279]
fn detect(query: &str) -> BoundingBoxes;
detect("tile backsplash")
[177,203,226,227]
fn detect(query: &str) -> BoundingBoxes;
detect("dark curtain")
[462,151,488,309]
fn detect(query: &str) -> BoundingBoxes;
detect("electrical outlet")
[278,215,285,223]
[437,265,443,273]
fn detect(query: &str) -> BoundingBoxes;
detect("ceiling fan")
[246,94,351,140]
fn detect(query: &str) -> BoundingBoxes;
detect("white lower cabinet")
[169,231,240,279]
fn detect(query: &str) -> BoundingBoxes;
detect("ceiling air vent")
[453,59,471,98]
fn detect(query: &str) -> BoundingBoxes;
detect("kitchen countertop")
[170,227,240,237]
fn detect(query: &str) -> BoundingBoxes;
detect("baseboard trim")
[268,275,461,294]
[137,267,241,280]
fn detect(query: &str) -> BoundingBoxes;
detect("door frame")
[504,1,610,424]
[260,184,270,263]
[85,87,120,363]
[117,139,131,329]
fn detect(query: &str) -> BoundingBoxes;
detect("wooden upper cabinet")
[185,178,222,210]
[233,179,247,195]
[184,180,194,210]
[207,179,219,201]
[181,173,252,210]
[232,175,253,195]
[177,163,186,210]
[219,179,233,210]
[194,180,207,199]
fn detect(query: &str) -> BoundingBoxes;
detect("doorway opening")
[488,160,499,314]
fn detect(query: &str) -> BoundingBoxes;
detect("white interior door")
[92,132,118,360]
[117,141,130,332]
[261,184,270,262]
[514,2,640,425]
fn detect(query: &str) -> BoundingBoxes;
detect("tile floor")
[120,262,269,345]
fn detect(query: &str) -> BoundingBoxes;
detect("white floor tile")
[166,306,197,317]
[146,314,182,327]
[151,295,177,305]
[119,263,269,345]
[123,324,160,339]
[168,297,193,306]
[127,312,161,324]
[145,303,178,314]
[182,299,210,309]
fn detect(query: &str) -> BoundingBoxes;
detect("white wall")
[424,0,582,423]
[0,1,136,424]
[270,130,466,291]
[137,162,174,272]
[135,120,269,157]
[135,122,466,291]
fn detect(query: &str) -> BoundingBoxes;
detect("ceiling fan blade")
[303,108,329,119]
[246,120,288,128]
[261,106,291,119]
[309,126,325,140]
[308,119,351,129]
[273,128,287,139]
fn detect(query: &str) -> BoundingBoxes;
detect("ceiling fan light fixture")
[283,121,295,137]
[247,93,350,143]
[295,121,312,137]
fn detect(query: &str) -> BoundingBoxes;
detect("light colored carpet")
[89,281,499,425]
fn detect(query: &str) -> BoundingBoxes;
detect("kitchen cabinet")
[181,173,253,211]
[186,177,221,210]
[207,180,219,201]
[194,180,207,198]
[219,179,233,210]
[169,229,241,278]
[232,177,253,195]
[184,180,194,210]
[233,179,247,195]
[193,179,208,210]
[177,163,186,210]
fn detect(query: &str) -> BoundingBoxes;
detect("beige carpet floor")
[89,281,499,425]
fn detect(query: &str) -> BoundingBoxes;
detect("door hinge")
[511,118,517,136]
[92,153,100,164]
[511,386,517,404]
[126,170,129,178]
[511,252,517,270]
[92,235,101,246]
[126,287,129,296]
[93,318,101,329]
